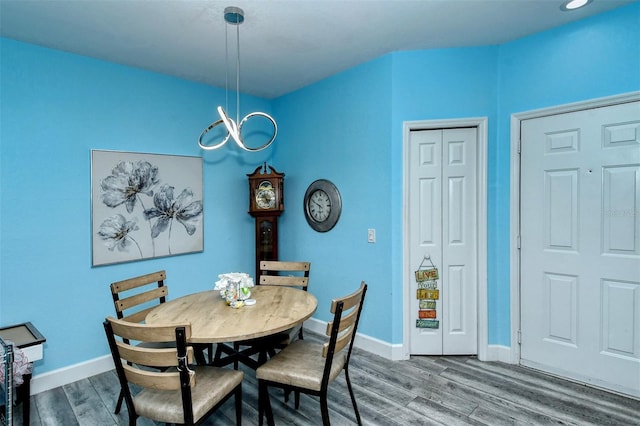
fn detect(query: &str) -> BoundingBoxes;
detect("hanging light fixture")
[198,6,277,152]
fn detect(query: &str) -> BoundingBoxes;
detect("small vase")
[225,279,240,305]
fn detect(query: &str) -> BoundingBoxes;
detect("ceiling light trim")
[560,0,593,11]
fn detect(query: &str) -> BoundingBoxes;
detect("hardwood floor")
[10,334,640,425]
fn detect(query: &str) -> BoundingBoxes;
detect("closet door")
[408,128,478,355]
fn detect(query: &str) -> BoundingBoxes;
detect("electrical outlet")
[367,228,376,243]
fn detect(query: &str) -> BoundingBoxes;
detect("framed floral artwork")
[91,150,203,266]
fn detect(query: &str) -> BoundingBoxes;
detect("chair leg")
[345,369,362,426]
[258,380,263,426]
[115,389,124,414]
[235,384,242,425]
[18,372,32,426]
[320,392,330,426]
[258,380,275,426]
[283,388,300,408]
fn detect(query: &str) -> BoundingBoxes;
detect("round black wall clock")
[303,179,342,232]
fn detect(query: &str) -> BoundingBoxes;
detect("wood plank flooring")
[10,333,640,425]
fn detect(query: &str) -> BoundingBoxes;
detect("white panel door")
[409,128,478,355]
[520,101,640,397]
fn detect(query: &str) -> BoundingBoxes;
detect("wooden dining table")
[145,285,318,367]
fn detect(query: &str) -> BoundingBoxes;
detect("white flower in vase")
[214,272,254,300]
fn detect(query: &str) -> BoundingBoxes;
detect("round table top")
[145,286,318,344]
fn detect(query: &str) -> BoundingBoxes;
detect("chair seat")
[134,365,243,424]
[256,340,345,392]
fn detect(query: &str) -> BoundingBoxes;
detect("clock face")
[303,179,341,232]
[308,189,331,222]
[256,181,276,209]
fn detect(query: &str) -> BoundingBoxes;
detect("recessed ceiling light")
[560,0,593,11]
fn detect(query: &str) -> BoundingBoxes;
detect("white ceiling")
[0,0,635,98]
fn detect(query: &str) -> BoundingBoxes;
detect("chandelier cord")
[235,18,240,126]
[224,19,229,117]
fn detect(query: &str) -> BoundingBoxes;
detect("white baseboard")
[29,321,513,395]
[31,355,115,395]
[485,344,513,363]
[304,317,405,361]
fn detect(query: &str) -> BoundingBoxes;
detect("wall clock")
[303,179,341,232]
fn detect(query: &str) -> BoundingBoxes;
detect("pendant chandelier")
[198,6,277,152]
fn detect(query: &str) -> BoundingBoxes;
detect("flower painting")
[91,150,203,266]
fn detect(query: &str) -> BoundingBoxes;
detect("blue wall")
[0,39,275,373]
[273,55,394,340]
[1,3,638,375]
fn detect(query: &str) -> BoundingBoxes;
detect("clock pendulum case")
[247,163,284,278]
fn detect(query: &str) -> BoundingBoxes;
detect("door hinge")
[517,330,522,344]
[517,235,521,250]
[517,139,522,154]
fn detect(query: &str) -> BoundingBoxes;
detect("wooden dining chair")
[258,260,311,344]
[110,270,211,414]
[257,261,311,405]
[104,316,243,425]
[256,281,367,426]
[215,261,311,370]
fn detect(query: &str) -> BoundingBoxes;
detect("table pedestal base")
[211,341,276,370]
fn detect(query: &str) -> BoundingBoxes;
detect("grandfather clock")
[247,163,284,278]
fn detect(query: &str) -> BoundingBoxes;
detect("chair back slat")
[122,363,181,391]
[116,341,193,368]
[260,261,310,273]
[114,286,168,315]
[259,261,310,289]
[259,275,309,287]
[108,316,190,342]
[330,284,363,313]
[111,270,167,292]
[323,327,353,357]
[325,307,358,336]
